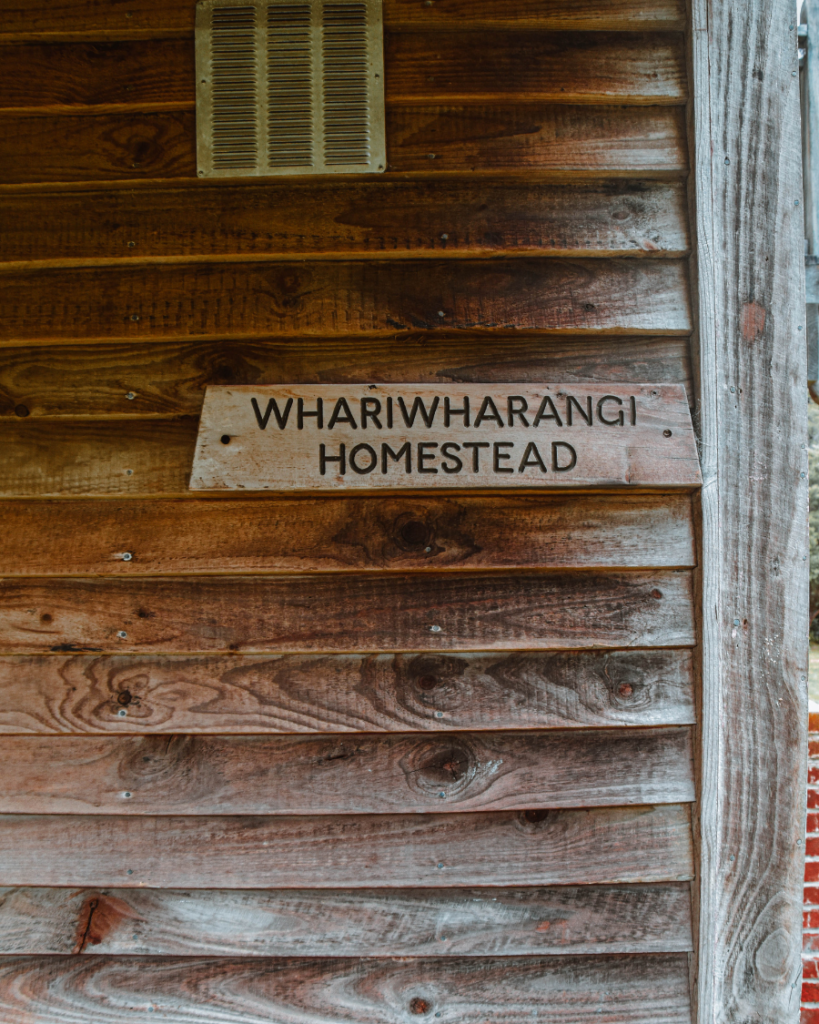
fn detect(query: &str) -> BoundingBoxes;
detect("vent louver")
[196,0,385,177]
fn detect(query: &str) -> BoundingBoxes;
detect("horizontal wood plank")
[0,954,693,1024]
[0,494,696,576]
[0,0,687,41]
[0,106,686,184]
[0,259,692,343]
[0,805,694,886]
[0,335,693,419]
[0,649,696,735]
[0,727,695,814]
[0,570,696,653]
[0,34,686,112]
[0,181,690,264]
[0,883,693,956]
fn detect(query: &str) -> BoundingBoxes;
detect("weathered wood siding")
[0,2,697,1021]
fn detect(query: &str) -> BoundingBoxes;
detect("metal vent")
[196,0,385,177]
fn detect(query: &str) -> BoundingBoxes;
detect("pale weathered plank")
[0,570,696,653]
[0,493,696,576]
[0,335,693,419]
[189,383,701,493]
[0,259,692,343]
[0,649,696,735]
[0,954,693,1024]
[690,0,809,1021]
[0,181,690,264]
[0,106,686,184]
[0,34,686,112]
[0,0,687,41]
[0,883,693,956]
[0,727,694,814]
[0,805,694,886]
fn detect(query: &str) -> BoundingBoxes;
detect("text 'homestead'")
[190,384,701,492]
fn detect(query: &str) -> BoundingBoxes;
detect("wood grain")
[0,649,696,735]
[0,105,686,184]
[0,0,687,41]
[690,0,809,1020]
[0,954,693,1024]
[0,570,696,654]
[0,493,696,576]
[0,335,693,419]
[0,34,686,112]
[0,259,692,343]
[0,883,694,956]
[0,181,690,264]
[0,727,695,814]
[0,805,694,886]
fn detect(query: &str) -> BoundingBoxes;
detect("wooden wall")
[0,1,697,1021]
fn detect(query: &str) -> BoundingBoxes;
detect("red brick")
[804,982,819,1002]
[810,712,819,732]
[809,767,819,785]
[805,960,819,979]
[811,740,819,758]
[809,789,819,809]
[803,1008,819,1024]
[805,910,819,929]
[808,839,819,858]
[803,932,819,953]
[808,813,819,834]
[805,887,819,906]
[806,861,819,883]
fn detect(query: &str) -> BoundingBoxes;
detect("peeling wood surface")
[0,335,693,419]
[0,884,694,956]
[0,259,692,343]
[0,954,693,1024]
[0,0,687,41]
[0,728,694,815]
[0,494,696,576]
[0,34,686,111]
[0,181,690,265]
[0,649,696,735]
[0,106,686,184]
[0,570,696,653]
[0,805,694,887]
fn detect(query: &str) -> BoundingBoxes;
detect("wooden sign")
[190,384,701,491]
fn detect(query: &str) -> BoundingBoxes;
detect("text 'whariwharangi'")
[189,384,701,491]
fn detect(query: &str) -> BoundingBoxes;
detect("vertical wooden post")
[689,0,809,1021]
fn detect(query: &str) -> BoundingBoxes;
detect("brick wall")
[804,712,819,1022]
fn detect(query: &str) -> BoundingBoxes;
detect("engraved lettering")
[462,441,490,471]
[533,396,563,427]
[507,396,529,427]
[630,395,637,426]
[552,441,577,471]
[518,442,548,473]
[350,443,377,474]
[382,442,412,474]
[417,442,439,473]
[444,396,470,427]
[251,396,292,430]
[494,441,514,472]
[387,396,394,428]
[567,395,592,426]
[398,396,440,428]
[360,397,383,429]
[298,397,324,430]
[328,397,358,430]
[474,396,504,427]
[319,443,345,475]
[597,395,624,426]
[441,442,463,473]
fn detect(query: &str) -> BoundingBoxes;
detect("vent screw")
[118,709,127,717]
[429,625,442,633]
[127,241,135,248]
[117,630,127,639]
[126,392,135,400]
[130,314,139,322]
[121,552,133,562]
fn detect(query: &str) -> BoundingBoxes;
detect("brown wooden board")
[0,0,687,40]
[0,727,695,815]
[0,106,686,184]
[0,260,692,343]
[190,383,700,492]
[0,883,694,956]
[0,649,696,735]
[0,805,694,886]
[0,493,696,576]
[0,954,693,1024]
[0,181,690,264]
[0,570,696,654]
[0,34,686,112]
[690,0,809,1020]
[0,335,693,420]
